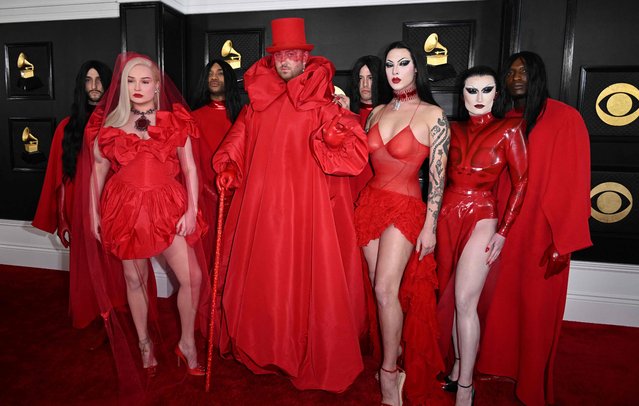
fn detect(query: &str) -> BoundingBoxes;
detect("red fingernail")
[485,247,489,252]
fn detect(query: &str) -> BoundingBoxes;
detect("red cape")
[213,55,368,392]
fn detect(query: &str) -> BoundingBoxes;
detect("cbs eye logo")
[590,182,633,223]
[595,83,639,126]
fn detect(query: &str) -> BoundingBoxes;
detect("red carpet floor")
[1,264,637,405]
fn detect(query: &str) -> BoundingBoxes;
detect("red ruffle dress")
[97,104,207,260]
[354,111,447,405]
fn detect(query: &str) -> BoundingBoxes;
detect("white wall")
[1,219,638,326]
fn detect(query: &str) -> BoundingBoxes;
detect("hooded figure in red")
[213,18,368,392]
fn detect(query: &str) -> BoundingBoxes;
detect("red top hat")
[266,18,314,54]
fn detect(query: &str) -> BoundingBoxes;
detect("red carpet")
[1,264,637,405]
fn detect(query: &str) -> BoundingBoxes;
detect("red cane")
[205,188,226,392]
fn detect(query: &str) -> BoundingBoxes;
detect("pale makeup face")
[385,48,416,91]
[127,64,158,108]
[463,75,497,116]
[85,68,104,105]
[208,63,225,99]
[273,49,308,81]
[358,65,373,104]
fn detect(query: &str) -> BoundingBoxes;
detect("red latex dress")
[477,100,592,406]
[435,112,528,365]
[354,108,447,405]
[212,55,368,392]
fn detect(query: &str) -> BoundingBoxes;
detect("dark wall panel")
[184,1,504,101]
[0,18,120,220]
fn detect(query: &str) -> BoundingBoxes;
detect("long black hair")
[349,55,392,114]
[383,41,438,106]
[494,51,549,137]
[62,60,112,180]
[456,65,500,121]
[190,59,242,123]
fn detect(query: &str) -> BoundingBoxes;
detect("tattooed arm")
[416,109,450,260]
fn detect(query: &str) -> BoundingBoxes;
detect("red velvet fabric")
[477,99,592,406]
[435,113,528,362]
[212,55,368,392]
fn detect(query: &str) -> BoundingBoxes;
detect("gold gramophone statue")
[16,52,43,91]
[21,127,46,163]
[221,40,241,69]
[423,33,456,82]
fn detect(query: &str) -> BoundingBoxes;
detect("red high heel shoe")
[174,345,205,376]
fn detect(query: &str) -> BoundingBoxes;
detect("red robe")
[213,55,368,392]
[191,100,233,346]
[32,117,99,329]
[349,103,374,201]
[477,99,592,406]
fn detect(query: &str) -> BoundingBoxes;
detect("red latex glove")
[323,113,354,148]
[57,214,71,248]
[539,243,570,279]
[216,165,238,192]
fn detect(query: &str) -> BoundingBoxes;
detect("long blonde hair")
[104,57,161,128]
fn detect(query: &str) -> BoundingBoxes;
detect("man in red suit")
[477,51,592,406]
[213,17,368,392]
[32,60,111,329]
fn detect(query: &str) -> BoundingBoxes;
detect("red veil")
[73,52,211,402]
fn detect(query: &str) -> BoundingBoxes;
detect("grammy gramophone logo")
[221,40,241,69]
[17,52,44,91]
[424,33,456,82]
[21,126,46,164]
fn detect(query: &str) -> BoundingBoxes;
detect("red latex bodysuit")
[354,106,447,405]
[435,112,528,363]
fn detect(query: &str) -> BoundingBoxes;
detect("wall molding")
[0,0,477,23]
[1,219,637,326]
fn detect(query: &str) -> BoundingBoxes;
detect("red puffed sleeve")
[541,107,592,255]
[212,106,249,188]
[310,104,368,176]
[497,122,528,237]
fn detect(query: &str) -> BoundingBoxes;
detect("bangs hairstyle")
[383,41,438,106]
[105,57,161,128]
[349,55,391,114]
[456,65,499,120]
[494,51,549,137]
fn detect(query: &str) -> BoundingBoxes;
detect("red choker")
[391,87,418,110]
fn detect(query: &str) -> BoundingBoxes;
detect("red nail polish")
[485,247,489,252]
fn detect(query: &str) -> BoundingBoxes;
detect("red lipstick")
[133,93,143,98]
[474,104,485,109]
[391,78,401,84]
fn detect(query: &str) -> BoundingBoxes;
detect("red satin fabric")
[191,100,233,347]
[32,117,99,329]
[435,113,528,363]
[477,100,592,406]
[213,55,368,392]
[97,104,207,260]
[355,119,446,405]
